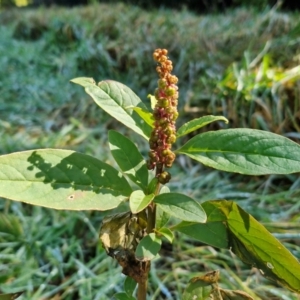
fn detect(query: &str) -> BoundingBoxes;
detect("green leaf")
[214,200,300,293]
[135,233,162,261]
[129,190,154,214]
[147,94,157,109]
[113,292,136,300]
[156,227,174,243]
[124,276,137,297]
[194,200,300,292]
[173,221,228,249]
[70,77,95,87]
[154,193,206,223]
[71,78,152,139]
[147,177,159,194]
[132,107,154,128]
[109,130,148,189]
[201,200,228,222]
[173,200,229,248]
[176,129,300,175]
[156,206,170,229]
[172,201,229,248]
[177,115,228,138]
[0,149,132,211]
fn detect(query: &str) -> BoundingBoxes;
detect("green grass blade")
[0,149,132,211]
[176,129,300,175]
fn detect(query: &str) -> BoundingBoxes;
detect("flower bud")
[166,134,176,144]
[157,171,171,184]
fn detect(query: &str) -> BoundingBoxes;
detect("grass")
[0,2,300,299]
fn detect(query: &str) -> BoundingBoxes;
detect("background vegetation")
[0,2,300,299]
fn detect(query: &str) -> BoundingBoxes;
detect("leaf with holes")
[176,129,300,175]
[209,200,300,293]
[0,149,132,211]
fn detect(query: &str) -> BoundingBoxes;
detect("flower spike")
[147,49,179,184]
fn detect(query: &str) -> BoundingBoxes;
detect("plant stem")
[137,276,148,300]
[137,182,160,300]
[147,203,157,234]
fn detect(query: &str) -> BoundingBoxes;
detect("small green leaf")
[135,233,162,261]
[176,129,300,175]
[130,190,154,214]
[177,115,228,138]
[156,227,174,243]
[0,149,132,211]
[147,94,157,109]
[147,177,159,194]
[113,292,136,300]
[70,77,95,87]
[173,221,228,249]
[132,107,154,128]
[109,130,148,189]
[154,193,206,223]
[90,80,152,139]
[124,276,137,296]
[156,206,170,229]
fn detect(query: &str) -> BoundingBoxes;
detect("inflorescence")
[147,49,179,184]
